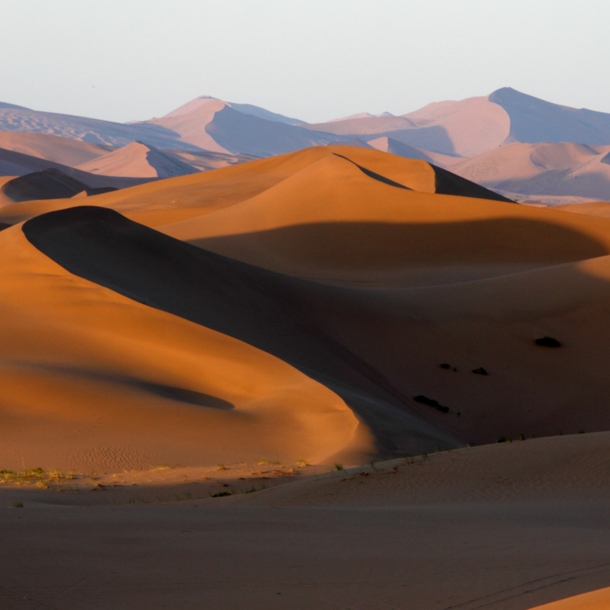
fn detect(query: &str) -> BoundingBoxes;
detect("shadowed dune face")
[490,87,610,146]
[77,141,199,178]
[0,222,367,471]
[21,205,462,458]
[6,146,610,454]
[194,219,607,284]
[451,141,610,203]
[2,169,92,201]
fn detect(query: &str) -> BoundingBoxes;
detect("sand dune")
[158,147,610,285]
[0,220,367,471]
[0,147,151,200]
[530,587,610,609]
[452,142,610,202]
[4,147,610,449]
[0,103,203,151]
[305,88,610,164]
[0,141,609,609]
[78,141,199,178]
[147,96,354,157]
[21,205,460,460]
[0,131,112,166]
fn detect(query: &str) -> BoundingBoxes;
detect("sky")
[1,0,609,124]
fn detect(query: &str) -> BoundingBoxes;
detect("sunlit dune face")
[0,223,365,471]
[528,587,610,609]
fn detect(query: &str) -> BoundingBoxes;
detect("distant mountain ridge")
[4,89,610,160]
[3,89,610,202]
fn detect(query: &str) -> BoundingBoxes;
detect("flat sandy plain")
[1,146,609,609]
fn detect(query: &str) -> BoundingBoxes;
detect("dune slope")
[0,222,369,471]
[78,141,199,178]
[21,205,462,458]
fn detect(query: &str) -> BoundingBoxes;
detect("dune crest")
[77,141,199,178]
[0,222,367,471]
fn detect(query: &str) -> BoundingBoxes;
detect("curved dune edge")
[0,145,505,228]
[224,430,610,508]
[529,587,610,609]
[0,223,370,472]
[21,205,461,456]
[159,150,610,285]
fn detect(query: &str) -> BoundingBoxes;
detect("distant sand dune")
[77,141,199,178]
[452,142,610,202]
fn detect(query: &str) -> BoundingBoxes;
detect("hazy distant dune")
[78,142,199,178]
[0,132,112,166]
[452,141,610,202]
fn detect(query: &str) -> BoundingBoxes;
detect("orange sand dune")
[530,587,610,609]
[19,206,461,459]
[0,145,507,228]
[158,148,610,286]
[0,143,609,608]
[4,148,610,446]
[0,221,366,471]
[557,201,610,217]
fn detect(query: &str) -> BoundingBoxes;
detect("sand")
[0,145,609,608]
[530,587,610,609]
[0,131,112,166]
[77,141,199,178]
[452,142,610,202]
[3,147,610,449]
[1,432,609,609]
[0,221,365,471]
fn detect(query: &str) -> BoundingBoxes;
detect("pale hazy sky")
[1,0,609,124]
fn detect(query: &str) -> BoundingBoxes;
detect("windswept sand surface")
[0,145,609,608]
[1,433,609,609]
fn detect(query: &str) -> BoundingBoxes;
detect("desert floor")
[1,432,609,610]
